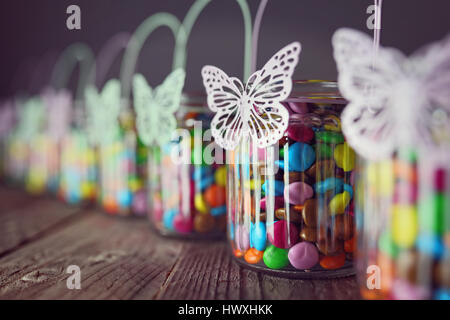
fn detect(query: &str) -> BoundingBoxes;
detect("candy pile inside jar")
[148,102,227,238]
[358,150,450,300]
[97,110,146,216]
[228,92,356,277]
[59,130,97,204]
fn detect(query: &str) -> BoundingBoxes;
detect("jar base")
[232,254,355,279]
[149,222,225,241]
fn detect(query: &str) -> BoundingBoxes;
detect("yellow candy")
[214,166,227,187]
[329,191,351,215]
[129,178,142,192]
[366,160,394,196]
[323,115,342,132]
[391,205,418,248]
[81,182,95,198]
[334,142,355,172]
[195,193,208,214]
[244,180,256,190]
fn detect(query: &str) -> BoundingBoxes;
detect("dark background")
[1,0,449,99]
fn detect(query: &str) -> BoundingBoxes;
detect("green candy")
[418,193,449,235]
[315,143,333,159]
[315,131,344,144]
[378,231,399,258]
[263,245,289,269]
[280,147,284,158]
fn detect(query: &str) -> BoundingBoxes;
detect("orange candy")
[344,237,356,253]
[319,252,346,270]
[233,248,244,258]
[244,248,264,264]
[103,197,118,214]
[204,184,226,207]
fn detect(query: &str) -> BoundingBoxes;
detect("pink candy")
[174,214,193,233]
[260,196,285,211]
[268,220,299,249]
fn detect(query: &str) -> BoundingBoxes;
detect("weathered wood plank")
[155,241,360,300]
[0,190,360,300]
[0,194,83,257]
[0,186,38,213]
[0,212,185,300]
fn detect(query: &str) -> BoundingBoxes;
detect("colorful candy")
[357,153,450,300]
[148,105,227,238]
[228,92,356,276]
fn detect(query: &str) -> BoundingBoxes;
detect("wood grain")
[0,190,82,257]
[0,191,360,300]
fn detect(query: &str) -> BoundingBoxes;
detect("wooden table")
[0,186,360,300]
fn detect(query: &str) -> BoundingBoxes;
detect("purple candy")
[284,181,314,205]
[236,225,250,251]
[288,102,308,114]
[391,279,430,300]
[132,190,147,215]
[288,242,319,269]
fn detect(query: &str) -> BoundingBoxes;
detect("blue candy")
[343,184,354,199]
[262,180,284,196]
[315,177,344,194]
[211,205,227,216]
[288,142,315,172]
[229,222,235,240]
[117,189,133,207]
[275,160,285,171]
[250,222,267,251]
[163,209,178,231]
[434,289,450,300]
[193,166,212,180]
[198,176,214,191]
[416,234,444,258]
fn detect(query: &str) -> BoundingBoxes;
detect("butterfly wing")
[332,28,409,160]
[411,34,450,147]
[84,86,102,145]
[85,79,121,145]
[244,42,301,148]
[202,66,244,150]
[153,68,186,146]
[133,74,155,146]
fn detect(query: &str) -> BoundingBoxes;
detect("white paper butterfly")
[16,97,45,142]
[85,79,121,146]
[42,88,72,141]
[132,69,185,147]
[201,42,301,150]
[333,28,450,160]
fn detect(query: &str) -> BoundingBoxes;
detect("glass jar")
[148,93,227,239]
[96,108,147,216]
[4,132,29,185]
[357,148,450,300]
[59,129,97,204]
[227,81,356,278]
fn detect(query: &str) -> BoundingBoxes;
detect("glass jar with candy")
[59,127,98,205]
[96,109,146,216]
[356,148,450,300]
[227,81,356,278]
[148,93,227,238]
